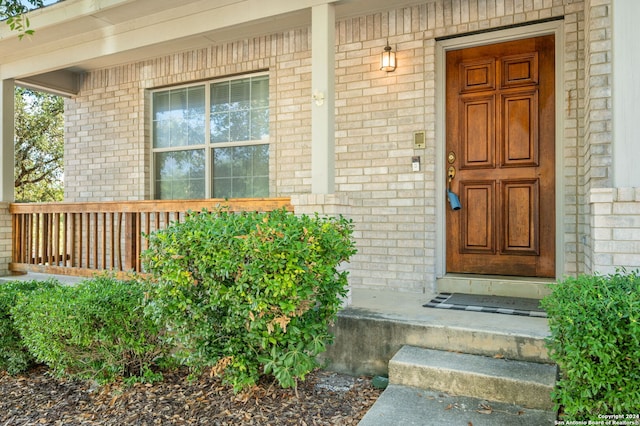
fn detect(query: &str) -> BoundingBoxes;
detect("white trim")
[0,79,15,203]
[613,1,640,187]
[434,20,565,280]
[311,3,336,195]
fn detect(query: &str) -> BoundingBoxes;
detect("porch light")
[380,41,396,72]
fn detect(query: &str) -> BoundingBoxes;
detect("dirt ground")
[0,366,382,426]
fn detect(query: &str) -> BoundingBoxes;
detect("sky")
[21,0,62,9]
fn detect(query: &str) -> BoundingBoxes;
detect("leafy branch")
[1,0,44,39]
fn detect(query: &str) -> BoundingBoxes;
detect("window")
[152,74,269,199]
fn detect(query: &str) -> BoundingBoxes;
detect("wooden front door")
[445,35,555,278]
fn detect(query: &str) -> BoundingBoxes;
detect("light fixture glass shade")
[380,44,396,72]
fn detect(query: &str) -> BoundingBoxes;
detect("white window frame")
[150,72,270,199]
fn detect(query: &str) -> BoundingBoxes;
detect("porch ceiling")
[0,0,421,96]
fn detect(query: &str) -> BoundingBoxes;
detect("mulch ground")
[0,366,382,426]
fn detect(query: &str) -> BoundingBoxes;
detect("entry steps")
[359,345,558,425]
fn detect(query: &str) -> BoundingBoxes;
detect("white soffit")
[0,0,421,82]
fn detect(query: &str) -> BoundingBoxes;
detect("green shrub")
[541,271,640,420]
[11,275,169,384]
[0,279,60,374]
[142,208,356,391]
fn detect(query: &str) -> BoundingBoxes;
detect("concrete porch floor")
[347,287,550,339]
[0,272,85,285]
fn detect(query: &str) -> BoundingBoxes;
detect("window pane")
[251,108,269,141]
[211,82,229,113]
[169,89,188,147]
[252,144,269,175]
[186,86,205,146]
[210,75,269,143]
[153,91,170,120]
[212,147,232,177]
[229,79,250,110]
[154,120,171,149]
[251,75,269,108]
[229,110,250,141]
[153,86,205,148]
[212,145,269,198]
[153,91,171,148]
[211,112,229,143]
[154,149,205,199]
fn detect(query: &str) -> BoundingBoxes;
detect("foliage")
[1,0,44,39]
[11,275,170,384]
[541,271,640,420]
[0,279,60,374]
[14,87,64,202]
[142,208,356,392]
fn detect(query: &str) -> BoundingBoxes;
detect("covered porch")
[0,0,638,302]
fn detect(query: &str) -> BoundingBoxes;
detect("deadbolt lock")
[447,151,456,164]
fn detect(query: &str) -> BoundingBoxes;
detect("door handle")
[446,165,461,210]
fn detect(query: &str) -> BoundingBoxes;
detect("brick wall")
[64,1,590,293]
[589,188,640,275]
[331,1,585,291]
[580,0,613,273]
[65,31,310,202]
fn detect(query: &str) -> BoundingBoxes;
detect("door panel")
[460,181,495,253]
[501,179,539,255]
[501,91,538,166]
[446,35,555,278]
[461,96,494,167]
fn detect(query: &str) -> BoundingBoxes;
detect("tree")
[14,87,64,202]
[1,0,44,39]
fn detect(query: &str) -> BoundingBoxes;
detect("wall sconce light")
[380,40,396,72]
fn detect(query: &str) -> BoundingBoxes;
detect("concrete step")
[389,346,557,410]
[324,304,551,377]
[437,274,555,299]
[358,385,557,426]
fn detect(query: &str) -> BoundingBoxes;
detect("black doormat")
[423,293,547,318]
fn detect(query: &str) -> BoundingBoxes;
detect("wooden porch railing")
[10,198,292,278]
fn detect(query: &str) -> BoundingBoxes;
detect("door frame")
[435,20,565,280]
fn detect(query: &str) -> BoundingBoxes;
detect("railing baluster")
[34,213,40,265]
[109,212,115,270]
[52,213,59,266]
[116,212,122,271]
[92,212,98,270]
[135,213,142,272]
[79,213,84,268]
[61,213,66,267]
[70,213,76,268]
[101,212,106,269]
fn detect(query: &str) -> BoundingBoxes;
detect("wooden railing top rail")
[10,197,293,214]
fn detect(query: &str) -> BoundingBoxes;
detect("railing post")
[124,212,138,272]
[0,202,11,275]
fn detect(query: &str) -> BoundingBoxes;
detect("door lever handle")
[446,166,461,210]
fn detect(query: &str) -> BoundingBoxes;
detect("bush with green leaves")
[0,279,60,374]
[541,270,640,420]
[142,208,356,391]
[11,275,169,384]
